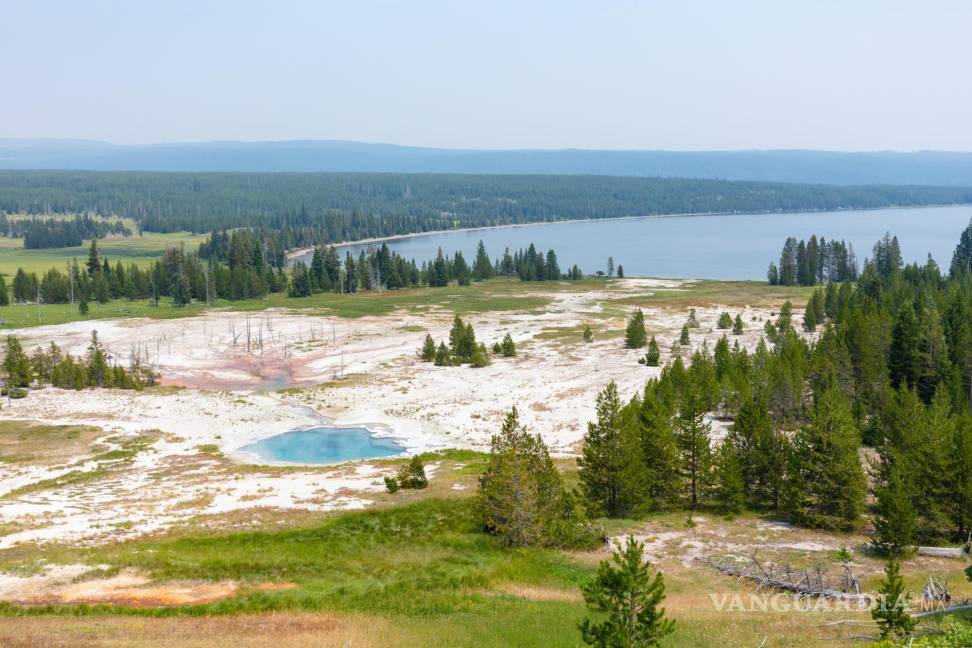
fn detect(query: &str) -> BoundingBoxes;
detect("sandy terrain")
[0,279,780,549]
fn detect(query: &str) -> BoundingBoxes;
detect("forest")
[5,235,578,306]
[547,220,972,552]
[0,213,131,249]
[1,170,970,248]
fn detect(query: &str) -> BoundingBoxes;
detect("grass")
[2,491,969,646]
[0,230,209,277]
[0,421,105,466]
[0,277,554,329]
[0,276,815,331]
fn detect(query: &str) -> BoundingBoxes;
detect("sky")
[2,0,971,151]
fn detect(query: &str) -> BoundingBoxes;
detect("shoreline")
[284,202,971,262]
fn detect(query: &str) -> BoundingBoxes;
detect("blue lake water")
[240,427,405,464]
[305,205,972,280]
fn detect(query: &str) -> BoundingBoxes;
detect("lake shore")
[285,202,972,261]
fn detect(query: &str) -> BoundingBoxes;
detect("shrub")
[717,312,733,329]
[396,456,428,490]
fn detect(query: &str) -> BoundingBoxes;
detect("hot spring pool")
[239,426,405,464]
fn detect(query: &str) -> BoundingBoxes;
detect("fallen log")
[697,554,872,602]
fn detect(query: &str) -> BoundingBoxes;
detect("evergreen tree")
[396,456,429,489]
[717,312,733,329]
[636,385,680,508]
[473,240,494,281]
[86,238,101,276]
[86,330,110,387]
[679,324,690,346]
[579,382,650,517]
[644,337,660,366]
[433,341,450,366]
[674,386,712,510]
[871,556,916,641]
[419,334,436,361]
[478,407,589,547]
[732,313,744,335]
[500,333,516,357]
[583,325,594,343]
[470,343,491,367]
[784,386,866,531]
[625,309,647,348]
[579,536,675,648]
[803,295,819,331]
[725,396,788,509]
[2,335,32,388]
[872,464,917,555]
[767,262,780,285]
[616,264,624,278]
[0,275,8,306]
[714,443,745,516]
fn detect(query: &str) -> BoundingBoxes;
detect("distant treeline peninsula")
[0,171,970,248]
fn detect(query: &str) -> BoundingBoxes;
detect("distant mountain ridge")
[2,139,972,186]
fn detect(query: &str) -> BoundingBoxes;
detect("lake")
[299,205,972,280]
[239,427,405,464]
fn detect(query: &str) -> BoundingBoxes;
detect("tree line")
[1,170,969,243]
[3,331,153,395]
[5,236,585,308]
[6,213,133,249]
[768,234,859,286]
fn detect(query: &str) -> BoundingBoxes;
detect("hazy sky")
[3,0,971,150]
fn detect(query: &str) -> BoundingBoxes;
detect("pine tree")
[396,456,428,489]
[715,444,745,516]
[579,382,650,517]
[625,310,647,348]
[732,313,744,335]
[872,464,917,555]
[470,343,490,368]
[433,341,450,366]
[500,333,516,357]
[803,297,818,331]
[579,536,675,648]
[637,384,680,508]
[679,324,690,346]
[871,556,916,641]
[644,337,660,366]
[675,386,712,510]
[473,240,494,281]
[583,325,594,343]
[419,334,436,361]
[686,309,700,328]
[478,407,591,548]
[616,264,624,278]
[784,386,866,531]
[0,275,8,306]
[2,335,32,388]
[86,238,101,276]
[717,312,733,329]
[726,396,788,510]
[86,330,109,387]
